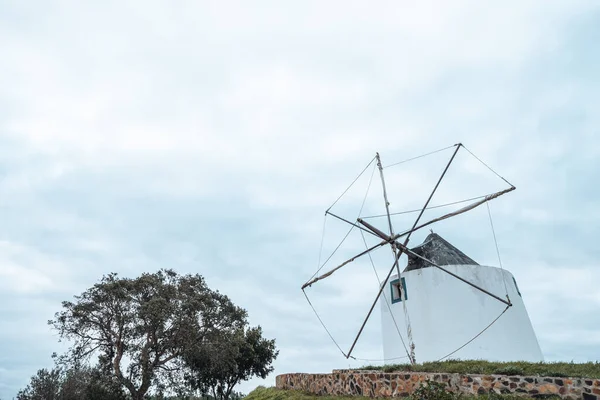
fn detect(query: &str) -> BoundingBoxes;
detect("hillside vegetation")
[245,386,536,400]
[357,359,600,378]
[246,387,357,400]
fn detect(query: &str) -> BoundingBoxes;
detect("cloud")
[1,0,600,397]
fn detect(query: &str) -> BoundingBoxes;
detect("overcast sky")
[1,0,600,398]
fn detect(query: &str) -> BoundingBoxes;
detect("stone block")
[539,384,559,394]
[559,387,567,395]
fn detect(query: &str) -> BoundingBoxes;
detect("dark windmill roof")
[404,232,478,272]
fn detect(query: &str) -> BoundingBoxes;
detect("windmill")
[301,143,543,364]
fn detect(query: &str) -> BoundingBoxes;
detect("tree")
[184,326,278,400]
[60,366,128,400]
[16,368,61,400]
[49,269,248,400]
[16,365,127,400]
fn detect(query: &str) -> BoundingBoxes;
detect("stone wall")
[276,370,600,399]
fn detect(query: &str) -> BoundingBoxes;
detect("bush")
[357,360,600,379]
[412,380,456,400]
[491,366,524,376]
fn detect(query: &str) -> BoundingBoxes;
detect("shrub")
[412,380,456,400]
[492,366,524,376]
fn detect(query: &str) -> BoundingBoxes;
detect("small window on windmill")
[390,277,407,304]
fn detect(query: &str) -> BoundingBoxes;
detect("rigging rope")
[437,304,510,362]
[302,289,348,357]
[391,187,515,241]
[302,163,380,360]
[361,194,491,219]
[461,144,515,188]
[326,156,376,213]
[350,355,410,362]
[487,202,510,301]
[307,161,378,282]
[383,144,457,169]
[436,200,512,362]
[307,224,355,282]
[315,215,327,278]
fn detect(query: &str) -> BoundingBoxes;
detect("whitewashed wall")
[380,265,543,363]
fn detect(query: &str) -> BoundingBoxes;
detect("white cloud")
[1,0,600,398]
[0,241,72,294]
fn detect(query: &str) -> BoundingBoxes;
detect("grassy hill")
[356,360,600,378]
[246,387,357,400]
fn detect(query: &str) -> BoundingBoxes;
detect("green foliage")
[48,269,276,400]
[16,366,127,400]
[412,380,455,400]
[16,368,61,400]
[146,393,245,400]
[61,366,128,400]
[489,366,524,376]
[475,394,543,400]
[184,326,278,400]
[245,387,356,400]
[246,387,554,400]
[359,359,600,379]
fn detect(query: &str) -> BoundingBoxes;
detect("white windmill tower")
[302,143,543,364]
[380,231,543,362]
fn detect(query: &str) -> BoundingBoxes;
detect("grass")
[245,387,359,400]
[357,359,600,379]
[256,361,599,400]
[245,386,548,400]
